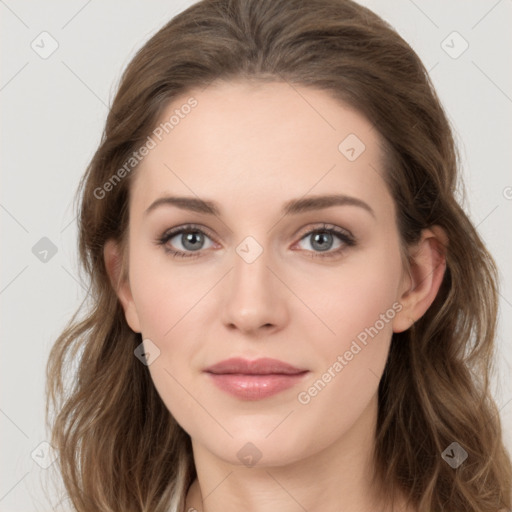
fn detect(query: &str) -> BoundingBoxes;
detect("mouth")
[204,357,309,400]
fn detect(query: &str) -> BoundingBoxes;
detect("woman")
[45,0,512,510]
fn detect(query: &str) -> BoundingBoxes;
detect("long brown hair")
[45,0,512,510]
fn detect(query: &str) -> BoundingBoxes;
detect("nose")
[220,239,288,336]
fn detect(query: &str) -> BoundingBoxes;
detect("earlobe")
[103,239,142,333]
[392,226,448,333]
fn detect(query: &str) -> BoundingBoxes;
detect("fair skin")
[104,80,446,512]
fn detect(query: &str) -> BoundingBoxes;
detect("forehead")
[130,80,393,219]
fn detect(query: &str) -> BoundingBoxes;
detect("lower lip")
[206,372,309,400]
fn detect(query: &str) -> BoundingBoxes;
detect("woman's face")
[115,80,411,467]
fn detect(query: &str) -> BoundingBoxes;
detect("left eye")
[293,223,356,259]
[295,229,346,253]
[156,223,355,259]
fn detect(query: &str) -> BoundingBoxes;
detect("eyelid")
[158,223,219,245]
[295,222,353,240]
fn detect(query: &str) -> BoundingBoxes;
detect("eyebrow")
[144,193,375,218]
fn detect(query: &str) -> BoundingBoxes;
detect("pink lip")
[204,357,309,400]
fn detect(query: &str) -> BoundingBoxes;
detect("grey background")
[1,0,511,510]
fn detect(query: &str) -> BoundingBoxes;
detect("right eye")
[156,224,217,259]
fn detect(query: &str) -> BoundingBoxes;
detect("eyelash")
[155,223,356,260]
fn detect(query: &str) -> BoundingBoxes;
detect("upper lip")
[204,357,308,375]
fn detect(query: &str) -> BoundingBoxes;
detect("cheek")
[311,241,403,352]
[128,246,205,340]
[292,242,402,432]
[127,247,208,415]
[128,251,201,427]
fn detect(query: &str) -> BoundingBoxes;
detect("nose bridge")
[221,232,285,332]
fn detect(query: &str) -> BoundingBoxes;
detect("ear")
[392,226,448,333]
[104,239,142,333]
